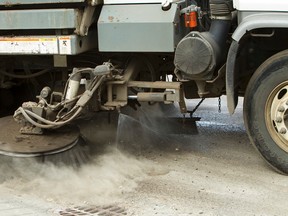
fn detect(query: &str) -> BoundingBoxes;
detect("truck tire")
[244,50,288,174]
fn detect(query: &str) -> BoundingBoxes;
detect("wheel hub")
[0,116,80,157]
[267,82,288,152]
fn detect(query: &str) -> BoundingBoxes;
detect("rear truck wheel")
[244,50,288,174]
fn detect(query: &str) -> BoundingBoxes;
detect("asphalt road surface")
[0,97,287,216]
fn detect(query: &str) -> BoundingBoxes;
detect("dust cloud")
[0,147,154,206]
[0,104,177,206]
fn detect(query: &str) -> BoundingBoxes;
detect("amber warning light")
[185,11,197,28]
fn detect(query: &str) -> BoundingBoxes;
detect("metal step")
[0,32,96,55]
[0,0,85,6]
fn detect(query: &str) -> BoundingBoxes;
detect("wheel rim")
[266,81,288,152]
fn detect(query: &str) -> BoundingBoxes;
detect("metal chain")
[188,98,205,118]
[218,96,221,113]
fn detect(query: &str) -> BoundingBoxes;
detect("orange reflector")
[185,11,197,28]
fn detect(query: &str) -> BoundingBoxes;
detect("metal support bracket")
[105,80,187,113]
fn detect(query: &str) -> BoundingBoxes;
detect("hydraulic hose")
[14,72,106,129]
[15,106,82,129]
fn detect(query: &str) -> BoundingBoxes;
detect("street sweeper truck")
[1,0,288,173]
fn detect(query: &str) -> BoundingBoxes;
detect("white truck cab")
[234,0,288,11]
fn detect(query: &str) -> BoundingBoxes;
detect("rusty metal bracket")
[77,6,96,36]
[105,80,187,113]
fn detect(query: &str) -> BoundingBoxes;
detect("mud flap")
[226,40,239,114]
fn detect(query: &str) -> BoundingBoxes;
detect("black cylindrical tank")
[174,0,233,80]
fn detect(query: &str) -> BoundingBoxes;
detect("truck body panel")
[0,9,81,30]
[0,0,85,5]
[98,3,185,52]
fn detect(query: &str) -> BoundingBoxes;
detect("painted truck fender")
[226,12,288,114]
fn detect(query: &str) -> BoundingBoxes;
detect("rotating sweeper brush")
[0,64,114,163]
[0,116,80,157]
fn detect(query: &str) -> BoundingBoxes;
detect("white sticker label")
[59,37,72,55]
[0,37,58,54]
